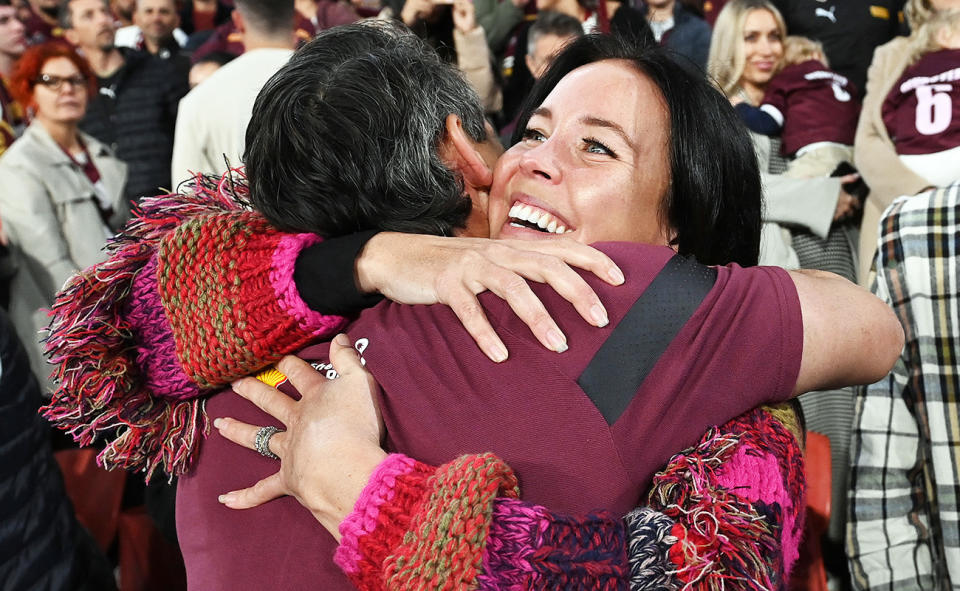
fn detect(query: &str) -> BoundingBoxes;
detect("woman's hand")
[215,335,387,540]
[452,0,477,33]
[834,173,862,222]
[399,0,433,25]
[355,233,625,362]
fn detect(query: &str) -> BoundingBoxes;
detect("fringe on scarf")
[646,408,796,591]
[42,170,250,482]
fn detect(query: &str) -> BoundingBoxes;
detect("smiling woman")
[502,34,763,267]
[492,60,672,247]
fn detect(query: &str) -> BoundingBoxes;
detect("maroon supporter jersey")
[882,48,960,156]
[761,60,860,155]
[176,243,803,591]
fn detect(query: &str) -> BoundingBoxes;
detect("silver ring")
[254,425,282,460]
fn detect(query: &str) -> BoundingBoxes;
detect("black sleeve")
[293,231,385,316]
[734,102,781,136]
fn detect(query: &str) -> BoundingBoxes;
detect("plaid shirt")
[848,181,960,591]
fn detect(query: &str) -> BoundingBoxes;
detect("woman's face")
[31,57,88,126]
[739,8,783,90]
[488,59,672,247]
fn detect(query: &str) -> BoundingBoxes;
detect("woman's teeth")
[508,203,570,234]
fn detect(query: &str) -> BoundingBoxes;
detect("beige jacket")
[753,133,846,269]
[854,36,931,285]
[0,121,127,387]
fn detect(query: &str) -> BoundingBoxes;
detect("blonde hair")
[909,8,960,62]
[783,35,827,67]
[707,0,787,98]
[905,0,938,31]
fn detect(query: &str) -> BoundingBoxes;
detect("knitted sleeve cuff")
[158,212,349,389]
[334,454,433,584]
[334,453,520,590]
[294,230,385,316]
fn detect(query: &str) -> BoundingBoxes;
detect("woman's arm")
[42,175,622,478]
[217,341,807,589]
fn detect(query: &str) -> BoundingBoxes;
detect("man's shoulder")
[884,183,960,230]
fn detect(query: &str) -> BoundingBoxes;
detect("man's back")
[176,242,803,590]
[170,48,293,186]
[849,182,960,589]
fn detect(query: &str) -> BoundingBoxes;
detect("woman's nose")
[519,141,560,182]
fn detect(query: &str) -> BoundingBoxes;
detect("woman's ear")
[440,113,494,189]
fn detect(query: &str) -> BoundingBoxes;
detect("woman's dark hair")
[512,34,762,267]
[245,21,487,237]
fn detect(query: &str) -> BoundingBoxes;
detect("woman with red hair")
[0,41,127,385]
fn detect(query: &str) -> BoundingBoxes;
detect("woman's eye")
[745,32,758,42]
[521,128,546,143]
[585,138,616,157]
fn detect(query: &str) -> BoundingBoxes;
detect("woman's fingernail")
[334,333,350,346]
[609,266,625,285]
[591,304,609,327]
[218,493,234,504]
[489,342,508,363]
[547,328,568,353]
[213,418,224,430]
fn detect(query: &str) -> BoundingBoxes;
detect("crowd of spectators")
[0,0,958,588]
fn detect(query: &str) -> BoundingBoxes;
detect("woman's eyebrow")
[581,116,638,152]
[531,107,552,120]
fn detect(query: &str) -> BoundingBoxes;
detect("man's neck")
[143,35,173,55]
[85,46,125,77]
[241,32,295,52]
[647,0,674,21]
[294,0,318,20]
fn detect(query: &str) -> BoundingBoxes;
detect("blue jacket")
[643,2,712,71]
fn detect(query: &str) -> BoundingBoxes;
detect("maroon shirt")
[176,243,802,590]
[761,60,860,156]
[882,48,960,156]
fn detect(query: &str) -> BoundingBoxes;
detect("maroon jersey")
[177,243,803,591]
[761,59,860,155]
[882,48,960,156]
[22,7,62,45]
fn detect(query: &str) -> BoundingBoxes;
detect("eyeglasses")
[34,73,87,91]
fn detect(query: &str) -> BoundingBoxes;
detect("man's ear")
[231,9,244,34]
[440,113,493,188]
[63,27,79,46]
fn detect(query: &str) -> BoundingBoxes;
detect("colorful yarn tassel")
[42,170,346,480]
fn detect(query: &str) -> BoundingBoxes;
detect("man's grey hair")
[246,20,489,238]
[527,11,584,56]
